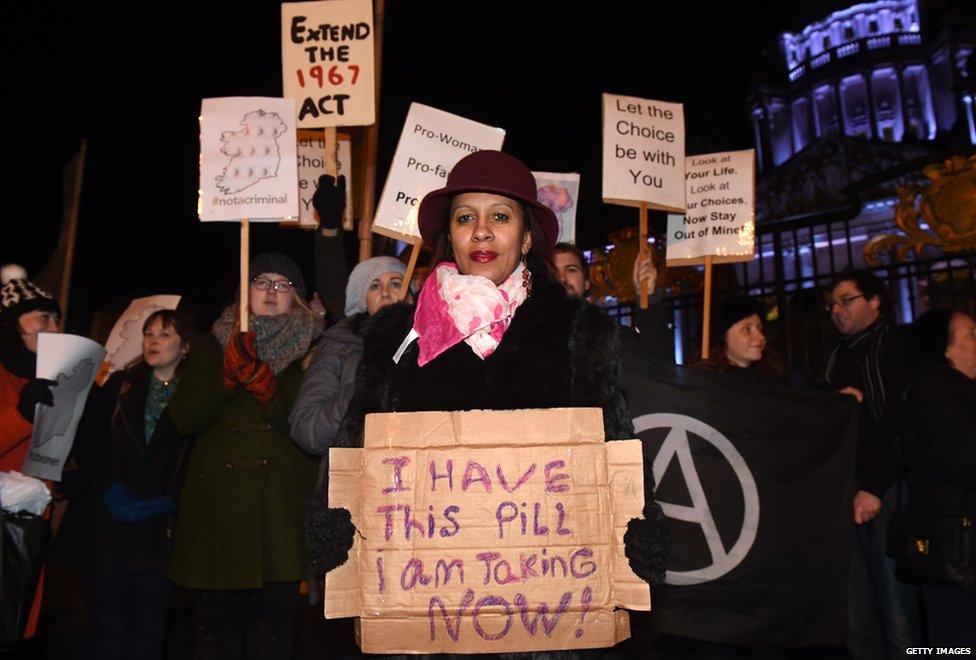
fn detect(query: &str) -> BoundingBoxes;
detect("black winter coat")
[56,368,192,576]
[902,365,976,518]
[335,273,634,447]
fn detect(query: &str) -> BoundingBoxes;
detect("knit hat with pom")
[1,264,61,321]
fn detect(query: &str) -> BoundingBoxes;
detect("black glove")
[624,499,670,586]
[17,378,57,422]
[312,174,346,230]
[306,492,356,575]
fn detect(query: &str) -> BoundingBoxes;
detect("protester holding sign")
[306,150,668,602]
[0,266,61,471]
[0,264,60,642]
[165,253,320,659]
[57,309,192,660]
[292,171,409,483]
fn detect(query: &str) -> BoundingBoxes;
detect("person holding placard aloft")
[165,254,320,659]
[306,151,669,604]
[291,174,410,487]
[0,264,61,643]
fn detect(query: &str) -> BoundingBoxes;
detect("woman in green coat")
[167,253,320,659]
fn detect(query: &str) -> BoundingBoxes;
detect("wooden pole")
[240,219,250,332]
[400,240,422,301]
[700,255,714,360]
[59,139,87,322]
[639,202,649,309]
[358,0,385,262]
[324,128,339,179]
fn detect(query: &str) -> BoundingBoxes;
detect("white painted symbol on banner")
[633,413,759,585]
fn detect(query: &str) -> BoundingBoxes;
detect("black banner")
[624,360,857,647]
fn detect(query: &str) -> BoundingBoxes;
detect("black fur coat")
[335,271,634,447]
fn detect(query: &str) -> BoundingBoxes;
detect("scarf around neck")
[404,261,528,367]
[212,304,320,374]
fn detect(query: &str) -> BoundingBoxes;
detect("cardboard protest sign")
[326,408,649,654]
[102,295,181,376]
[665,149,755,266]
[533,172,580,244]
[373,103,506,243]
[281,0,375,128]
[198,97,299,222]
[602,94,684,212]
[22,333,106,481]
[286,131,353,229]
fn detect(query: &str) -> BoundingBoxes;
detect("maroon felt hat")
[416,150,559,247]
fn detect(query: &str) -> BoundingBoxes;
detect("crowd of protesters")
[1,150,974,659]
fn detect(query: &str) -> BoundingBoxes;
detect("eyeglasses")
[251,277,293,292]
[824,294,863,312]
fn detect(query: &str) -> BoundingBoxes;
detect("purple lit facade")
[752,0,974,171]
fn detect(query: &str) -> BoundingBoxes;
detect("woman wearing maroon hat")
[306,151,668,610]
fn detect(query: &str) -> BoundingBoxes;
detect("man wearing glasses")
[821,271,921,659]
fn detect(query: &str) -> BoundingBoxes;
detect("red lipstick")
[469,250,498,263]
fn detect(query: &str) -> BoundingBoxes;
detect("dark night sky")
[5,2,806,329]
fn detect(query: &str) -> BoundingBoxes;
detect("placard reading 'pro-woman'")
[372,103,505,243]
[326,409,649,655]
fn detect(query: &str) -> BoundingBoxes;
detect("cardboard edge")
[607,440,652,612]
[325,448,364,619]
[363,408,607,448]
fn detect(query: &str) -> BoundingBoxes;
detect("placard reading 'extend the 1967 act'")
[281,0,375,128]
[372,103,505,243]
[602,93,684,213]
[326,409,649,655]
[665,149,755,266]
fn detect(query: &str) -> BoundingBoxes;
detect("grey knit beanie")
[345,256,406,316]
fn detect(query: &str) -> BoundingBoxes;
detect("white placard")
[199,97,299,222]
[602,93,684,212]
[281,0,376,128]
[373,103,505,243]
[666,149,756,266]
[103,295,182,375]
[22,334,107,481]
[289,132,353,229]
[533,171,580,244]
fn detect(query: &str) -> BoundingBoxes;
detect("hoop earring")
[521,253,532,296]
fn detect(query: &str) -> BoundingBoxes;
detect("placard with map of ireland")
[22,333,107,481]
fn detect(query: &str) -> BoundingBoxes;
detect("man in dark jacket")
[821,271,921,659]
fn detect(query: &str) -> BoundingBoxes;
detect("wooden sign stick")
[324,128,339,182]
[700,254,714,360]
[240,219,250,332]
[639,202,649,309]
[400,240,422,301]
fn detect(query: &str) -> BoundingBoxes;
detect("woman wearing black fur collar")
[306,151,668,631]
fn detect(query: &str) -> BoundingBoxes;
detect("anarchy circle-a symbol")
[634,413,759,585]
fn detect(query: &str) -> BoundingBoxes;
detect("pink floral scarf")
[400,261,528,367]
